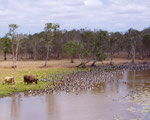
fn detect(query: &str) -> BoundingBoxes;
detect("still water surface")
[0,70,150,120]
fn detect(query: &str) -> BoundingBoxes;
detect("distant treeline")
[0,23,150,67]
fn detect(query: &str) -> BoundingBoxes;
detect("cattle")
[24,75,38,84]
[2,77,15,85]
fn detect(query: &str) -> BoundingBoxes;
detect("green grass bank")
[0,68,74,97]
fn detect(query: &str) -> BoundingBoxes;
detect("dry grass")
[0,58,147,80]
[0,58,147,69]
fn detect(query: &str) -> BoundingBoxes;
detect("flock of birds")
[25,62,150,96]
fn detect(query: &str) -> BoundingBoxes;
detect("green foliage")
[9,24,18,31]
[8,24,18,38]
[125,29,140,44]
[108,32,123,52]
[95,51,107,61]
[124,28,140,52]
[8,24,19,46]
[81,30,107,61]
[1,23,150,62]
[62,41,86,57]
[44,23,60,32]
[44,23,60,46]
[62,41,77,56]
[143,34,150,48]
[0,36,11,53]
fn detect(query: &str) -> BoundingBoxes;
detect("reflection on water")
[0,70,150,120]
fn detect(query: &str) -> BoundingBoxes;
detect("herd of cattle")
[2,75,38,85]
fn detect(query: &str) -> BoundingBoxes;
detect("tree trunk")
[14,35,20,67]
[12,42,16,68]
[44,46,50,67]
[110,51,113,65]
[34,50,37,60]
[33,46,37,60]
[4,51,7,61]
[76,60,90,68]
[91,60,96,67]
[131,45,135,64]
[57,52,61,60]
[128,51,130,58]
[12,54,16,68]
[34,55,36,60]
[70,55,74,63]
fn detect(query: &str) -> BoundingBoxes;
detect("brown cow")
[2,77,15,85]
[24,75,38,84]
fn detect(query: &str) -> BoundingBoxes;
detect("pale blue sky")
[0,0,150,36]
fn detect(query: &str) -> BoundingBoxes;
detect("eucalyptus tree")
[81,30,107,66]
[80,30,94,66]
[15,34,23,61]
[108,32,123,65]
[29,34,41,60]
[19,34,34,60]
[63,41,79,63]
[8,24,20,68]
[142,34,150,57]
[52,30,64,59]
[63,40,88,67]
[125,29,140,64]
[44,23,60,67]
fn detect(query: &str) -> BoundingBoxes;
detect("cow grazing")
[24,75,38,84]
[2,77,15,85]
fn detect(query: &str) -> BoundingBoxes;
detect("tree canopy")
[0,23,150,67]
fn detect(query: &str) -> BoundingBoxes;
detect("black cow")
[24,75,38,84]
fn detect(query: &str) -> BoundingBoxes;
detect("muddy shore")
[23,62,150,96]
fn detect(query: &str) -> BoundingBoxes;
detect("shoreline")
[0,62,150,98]
[23,62,150,97]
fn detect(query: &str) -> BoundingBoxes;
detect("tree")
[63,41,79,63]
[53,31,63,59]
[81,30,107,66]
[63,41,88,67]
[1,24,149,65]
[9,24,18,68]
[44,23,60,67]
[8,24,23,68]
[125,29,140,64]
[0,36,11,60]
[143,34,150,57]
[15,34,23,62]
[108,32,123,65]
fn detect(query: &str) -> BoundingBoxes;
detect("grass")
[0,67,74,97]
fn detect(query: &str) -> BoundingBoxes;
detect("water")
[0,70,150,120]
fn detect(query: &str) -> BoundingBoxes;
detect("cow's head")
[35,79,38,84]
[2,80,6,85]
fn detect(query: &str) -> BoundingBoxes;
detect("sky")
[0,0,150,36]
